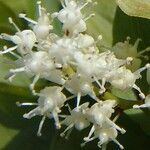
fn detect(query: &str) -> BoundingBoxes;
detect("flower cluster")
[0,0,150,150]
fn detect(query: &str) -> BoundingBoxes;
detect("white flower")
[61,102,90,137]
[82,124,124,150]
[48,37,78,66]
[19,1,53,39]
[74,33,95,49]
[109,64,150,99]
[17,86,66,136]
[52,0,94,36]
[85,100,125,136]
[64,74,97,108]
[0,18,36,55]
[7,51,64,94]
[1,0,149,149]
[74,50,132,94]
[85,100,115,125]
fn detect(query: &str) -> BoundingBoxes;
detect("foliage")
[0,0,149,150]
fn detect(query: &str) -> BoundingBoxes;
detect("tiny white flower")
[109,64,150,99]
[48,37,78,67]
[0,18,36,55]
[19,1,53,39]
[75,33,95,48]
[85,100,116,126]
[8,51,64,94]
[82,125,124,149]
[17,86,66,136]
[61,102,90,137]
[64,74,97,108]
[52,0,94,36]
[85,100,126,136]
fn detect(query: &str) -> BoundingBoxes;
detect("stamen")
[66,95,76,101]
[134,63,150,75]
[52,111,61,129]
[30,74,40,95]
[80,1,89,10]
[19,14,37,25]
[6,73,16,82]
[64,0,69,6]
[93,76,105,94]
[60,123,74,137]
[84,125,95,141]
[23,107,40,119]
[84,13,95,21]
[9,51,21,59]
[81,136,96,147]
[37,116,46,136]
[64,127,73,139]
[99,78,106,94]
[0,46,18,55]
[113,139,124,149]
[133,84,145,99]
[106,118,126,134]
[60,0,66,8]
[8,17,21,32]
[138,47,150,56]
[10,67,25,73]
[37,1,42,16]
[0,33,12,41]
[133,38,141,49]
[16,101,38,107]
[77,92,81,109]
[65,103,72,113]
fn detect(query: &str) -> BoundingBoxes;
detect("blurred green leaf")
[0,1,61,149]
[0,123,19,149]
[0,1,17,27]
[113,7,150,49]
[125,109,150,136]
[0,0,149,150]
[116,0,150,19]
[111,87,137,101]
[116,112,150,150]
[87,0,117,46]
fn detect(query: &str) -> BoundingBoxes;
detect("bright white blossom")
[61,102,90,137]
[0,0,149,150]
[17,86,66,136]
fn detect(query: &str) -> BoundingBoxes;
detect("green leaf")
[87,0,117,46]
[111,87,137,101]
[125,108,150,136]
[0,0,36,17]
[147,69,150,85]
[116,112,150,150]
[0,111,57,150]
[0,83,57,150]
[0,124,19,149]
[116,0,150,19]
[113,7,150,49]
[0,1,17,27]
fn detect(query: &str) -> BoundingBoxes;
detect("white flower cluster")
[0,0,150,149]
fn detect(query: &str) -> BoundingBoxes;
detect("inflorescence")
[0,0,150,150]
